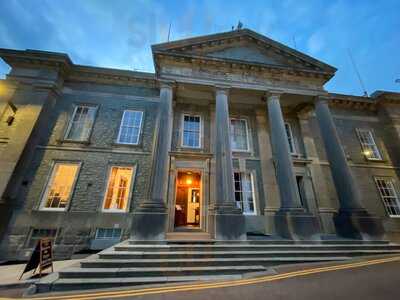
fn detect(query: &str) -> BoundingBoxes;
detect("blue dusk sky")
[0,0,399,95]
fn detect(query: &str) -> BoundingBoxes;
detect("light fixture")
[186,178,193,185]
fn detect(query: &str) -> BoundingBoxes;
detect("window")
[296,176,307,209]
[95,228,122,240]
[103,166,134,212]
[117,110,143,145]
[356,129,382,160]
[230,119,249,151]
[65,105,97,141]
[40,163,80,210]
[26,228,57,248]
[375,178,400,217]
[182,115,201,148]
[285,122,296,154]
[234,172,256,215]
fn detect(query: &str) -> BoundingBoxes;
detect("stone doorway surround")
[167,156,211,234]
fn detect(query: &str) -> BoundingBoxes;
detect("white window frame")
[230,118,250,152]
[356,129,382,161]
[102,165,136,213]
[39,161,81,211]
[374,177,400,218]
[233,171,257,215]
[116,110,144,145]
[95,228,122,240]
[285,122,297,155]
[64,104,97,142]
[181,114,202,149]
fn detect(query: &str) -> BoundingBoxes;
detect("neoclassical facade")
[1,29,400,260]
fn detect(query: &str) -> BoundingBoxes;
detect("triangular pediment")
[152,29,336,75]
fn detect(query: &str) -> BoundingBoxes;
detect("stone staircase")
[36,239,400,292]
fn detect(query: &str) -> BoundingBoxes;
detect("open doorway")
[174,171,201,229]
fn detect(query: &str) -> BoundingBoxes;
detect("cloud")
[0,0,398,94]
[307,31,325,55]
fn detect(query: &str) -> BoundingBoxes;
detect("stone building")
[1,29,400,261]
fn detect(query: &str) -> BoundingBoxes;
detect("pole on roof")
[347,48,368,97]
[167,22,172,42]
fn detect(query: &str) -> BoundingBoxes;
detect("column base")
[273,210,322,240]
[130,211,167,240]
[214,213,246,240]
[333,210,384,240]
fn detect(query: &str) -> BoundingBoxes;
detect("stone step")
[43,275,243,292]
[115,244,400,252]
[81,256,351,268]
[59,265,267,278]
[99,249,400,260]
[128,239,391,245]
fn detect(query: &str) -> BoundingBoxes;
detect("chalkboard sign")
[19,238,54,280]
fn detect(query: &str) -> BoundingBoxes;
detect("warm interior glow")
[186,178,193,185]
[363,150,371,157]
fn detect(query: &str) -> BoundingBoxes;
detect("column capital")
[158,79,176,90]
[264,90,283,101]
[214,85,231,95]
[314,94,331,104]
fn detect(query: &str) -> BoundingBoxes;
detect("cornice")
[154,50,333,82]
[68,67,157,87]
[152,28,337,74]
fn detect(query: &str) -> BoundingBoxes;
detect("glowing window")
[40,163,80,210]
[103,166,134,212]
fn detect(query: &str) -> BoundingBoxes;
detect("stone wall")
[0,80,160,260]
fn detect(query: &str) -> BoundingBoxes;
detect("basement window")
[95,228,122,240]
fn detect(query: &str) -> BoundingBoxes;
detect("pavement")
[0,258,82,295]
[0,255,399,299]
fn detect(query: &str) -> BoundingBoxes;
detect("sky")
[0,0,399,96]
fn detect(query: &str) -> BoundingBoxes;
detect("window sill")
[102,209,129,213]
[38,208,67,212]
[365,158,386,163]
[58,139,91,145]
[112,142,142,148]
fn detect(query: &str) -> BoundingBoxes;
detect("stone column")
[214,88,237,211]
[298,109,336,235]
[212,87,245,240]
[314,97,364,211]
[149,83,174,207]
[266,93,302,210]
[131,82,174,240]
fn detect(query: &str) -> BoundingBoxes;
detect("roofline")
[0,48,156,82]
[152,28,337,74]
